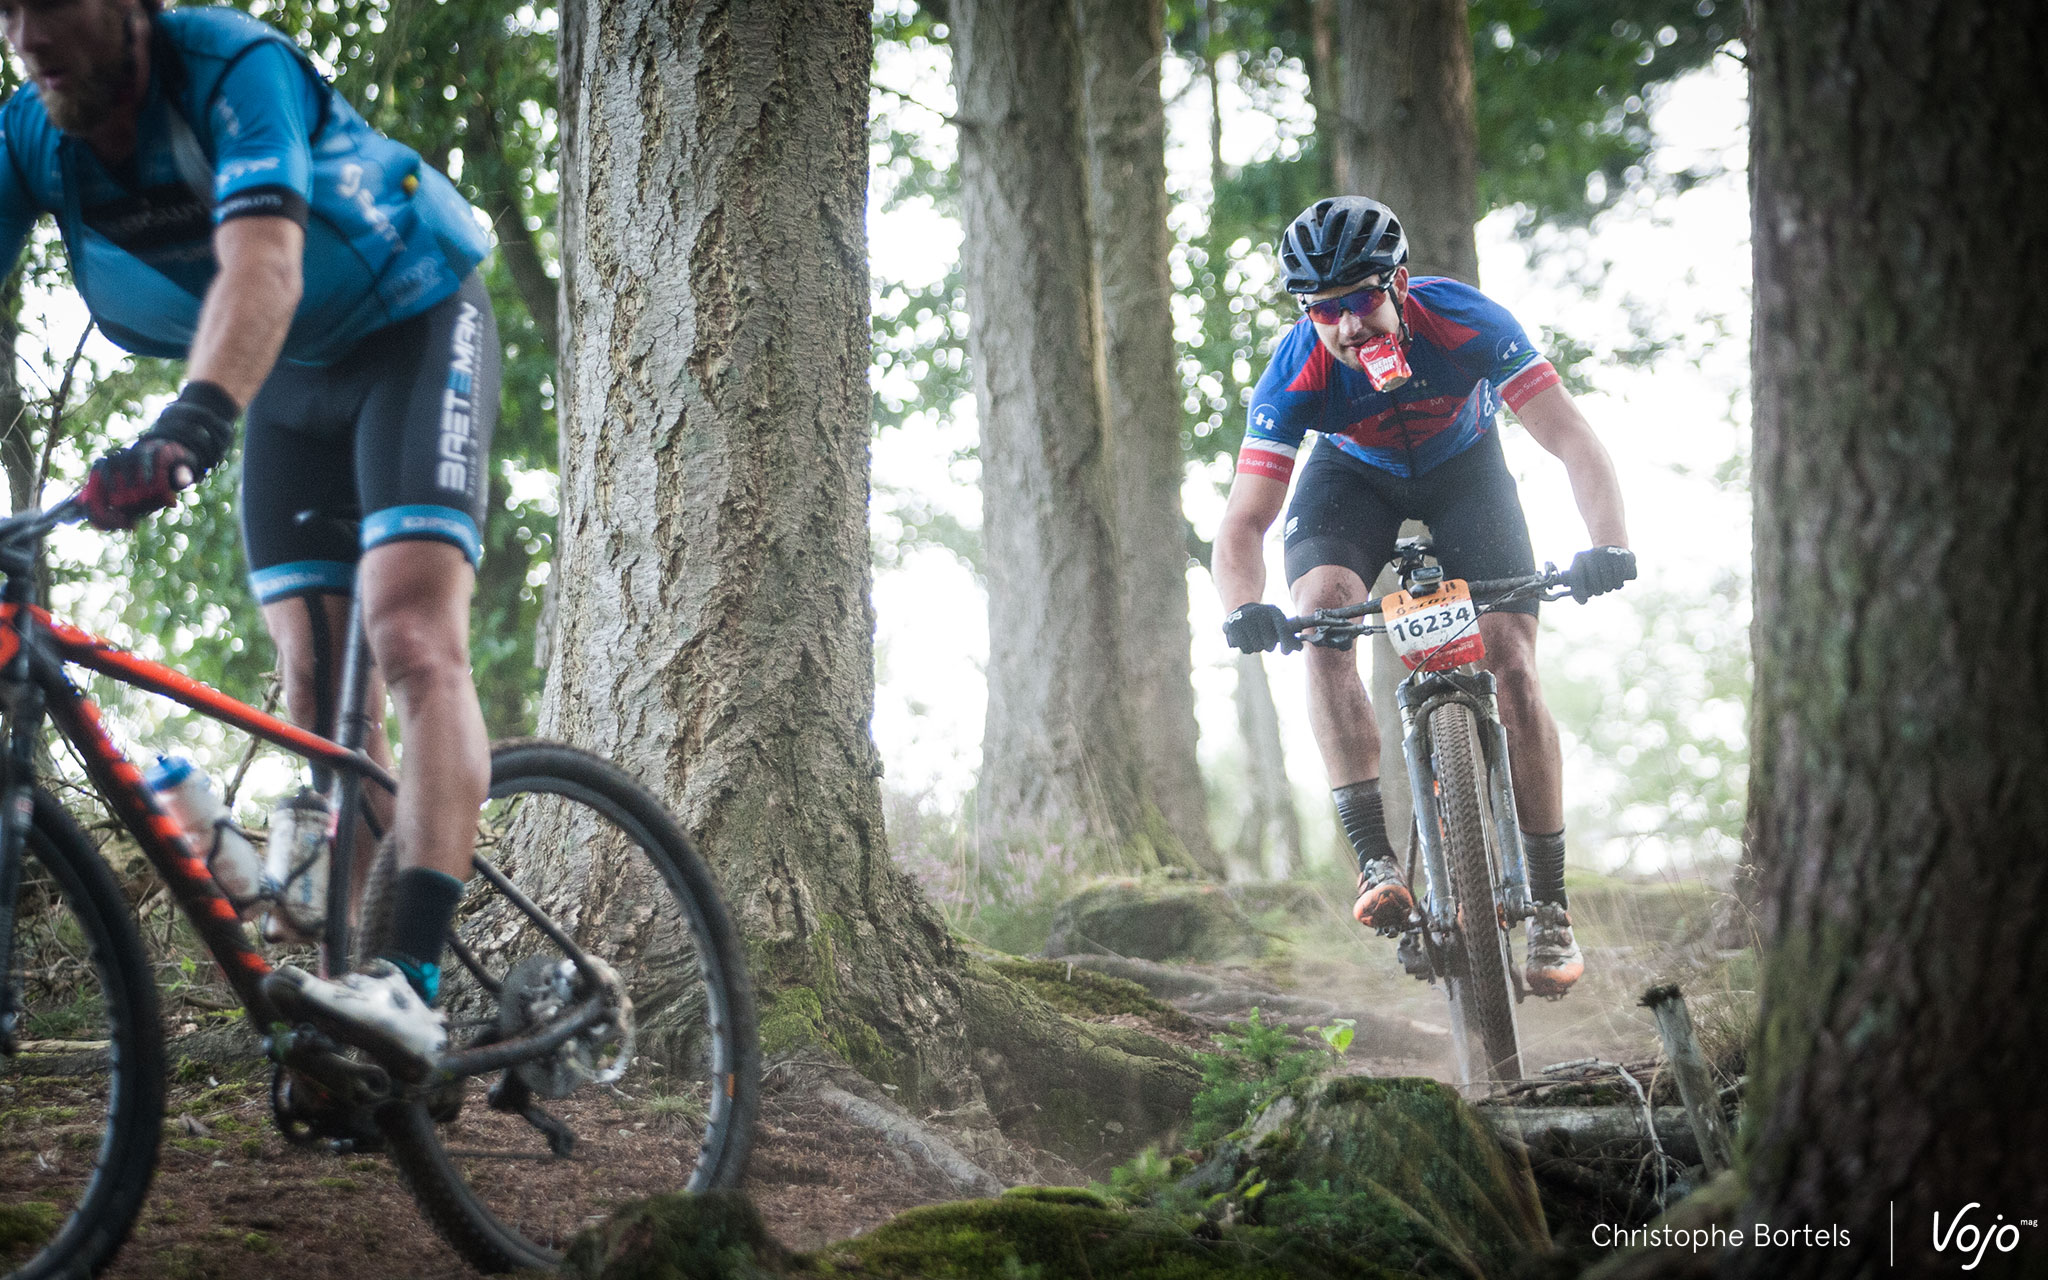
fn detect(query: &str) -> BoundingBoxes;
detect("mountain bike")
[0,499,760,1278]
[1282,537,1598,1096]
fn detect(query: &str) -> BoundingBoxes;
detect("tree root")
[815,1085,1007,1198]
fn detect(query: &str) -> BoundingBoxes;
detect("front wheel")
[1,790,165,1280]
[378,741,759,1273]
[1429,704,1522,1095]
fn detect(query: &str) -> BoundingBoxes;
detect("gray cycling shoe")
[267,959,447,1077]
[1524,901,1585,999]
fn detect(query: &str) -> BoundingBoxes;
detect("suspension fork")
[1396,671,1517,933]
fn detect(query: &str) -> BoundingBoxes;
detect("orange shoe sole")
[1353,883,1415,930]
[1524,960,1584,999]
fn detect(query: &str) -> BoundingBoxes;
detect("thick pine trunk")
[549,0,977,1104]
[1739,3,2048,1273]
[1334,0,1481,284]
[1233,654,1302,877]
[1075,0,1219,878]
[953,0,1179,868]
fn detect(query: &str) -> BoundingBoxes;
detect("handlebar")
[0,498,87,556]
[1282,565,1577,647]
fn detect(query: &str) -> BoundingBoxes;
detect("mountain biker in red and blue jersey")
[1214,196,1638,998]
[1237,275,1561,482]
[1,0,498,1066]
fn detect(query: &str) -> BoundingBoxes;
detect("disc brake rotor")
[496,954,635,1099]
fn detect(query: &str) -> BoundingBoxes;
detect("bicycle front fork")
[1394,671,1535,933]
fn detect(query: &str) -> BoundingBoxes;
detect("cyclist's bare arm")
[185,214,306,407]
[1512,383,1629,549]
[1215,470,1289,612]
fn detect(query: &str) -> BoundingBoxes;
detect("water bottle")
[262,788,334,943]
[145,756,264,913]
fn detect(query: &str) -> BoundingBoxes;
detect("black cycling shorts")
[1281,428,1540,616]
[240,271,500,604]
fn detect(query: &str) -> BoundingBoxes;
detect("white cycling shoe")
[267,959,447,1077]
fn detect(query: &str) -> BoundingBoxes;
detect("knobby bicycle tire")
[1429,704,1522,1094]
[1,790,166,1280]
[377,740,759,1274]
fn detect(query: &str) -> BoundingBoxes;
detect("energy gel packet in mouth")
[1357,333,1412,391]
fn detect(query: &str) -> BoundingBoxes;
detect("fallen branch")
[1479,1104,1704,1167]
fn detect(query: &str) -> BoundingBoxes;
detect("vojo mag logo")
[1931,1204,2035,1271]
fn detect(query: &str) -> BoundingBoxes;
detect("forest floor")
[2,868,1745,1280]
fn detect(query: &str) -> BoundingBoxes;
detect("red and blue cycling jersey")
[1237,277,1560,481]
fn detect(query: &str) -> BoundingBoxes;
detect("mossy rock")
[1247,1076,1551,1279]
[800,1196,1350,1279]
[984,956,1195,1032]
[561,1190,788,1280]
[1044,876,1265,962]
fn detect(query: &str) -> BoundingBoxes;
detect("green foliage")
[1542,574,1750,864]
[1305,1018,1354,1055]
[1472,0,1735,232]
[1188,1008,1328,1145]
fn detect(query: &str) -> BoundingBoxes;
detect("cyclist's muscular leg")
[259,591,395,901]
[1292,564,1411,929]
[355,540,490,886]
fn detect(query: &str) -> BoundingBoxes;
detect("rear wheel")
[1,790,165,1280]
[1429,704,1521,1094]
[377,741,758,1273]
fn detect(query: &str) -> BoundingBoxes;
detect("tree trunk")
[953,0,1181,870]
[1232,654,1302,877]
[1334,0,1481,284]
[549,0,976,1105]
[1075,0,1219,878]
[1738,3,2048,1273]
[0,276,28,515]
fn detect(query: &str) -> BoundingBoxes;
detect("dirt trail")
[4,874,1734,1279]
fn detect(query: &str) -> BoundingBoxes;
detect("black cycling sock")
[382,868,465,998]
[1333,780,1398,874]
[1524,828,1567,906]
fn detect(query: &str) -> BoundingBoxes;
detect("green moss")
[317,1177,361,1192]
[561,1189,781,1280]
[241,1230,275,1254]
[757,986,827,1058]
[1001,1186,1112,1209]
[0,1201,60,1255]
[239,1137,264,1158]
[985,957,1194,1032]
[801,1196,1389,1280]
[0,1105,80,1129]
[824,1016,900,1089]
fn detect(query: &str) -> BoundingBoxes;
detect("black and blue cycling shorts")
[1281,427,1540,616]
[240,271,500,605]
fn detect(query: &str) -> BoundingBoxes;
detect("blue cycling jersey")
[1237,277,1561,481]
[0,6,488,365]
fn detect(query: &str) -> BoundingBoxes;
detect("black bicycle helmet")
[1278,196,1409,293]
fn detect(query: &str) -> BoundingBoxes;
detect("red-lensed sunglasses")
[1301,281,1393,324]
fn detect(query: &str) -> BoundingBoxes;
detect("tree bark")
[550,0,976,1104]
[1739,3,2048,1273]
[952,0,1182,869]
[1232,654,1302,877]
[1334,0,1481,284]
[1075,0,1219,878]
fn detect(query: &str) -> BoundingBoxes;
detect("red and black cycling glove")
[81,382,241,531]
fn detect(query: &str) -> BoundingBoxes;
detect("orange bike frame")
[3,603,395,1025]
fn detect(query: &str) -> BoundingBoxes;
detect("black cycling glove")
[80,382,241,532]
[1569,546,1637,602]
[1224,603,1300,654]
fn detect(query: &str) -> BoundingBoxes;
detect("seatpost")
[321,592,376,970]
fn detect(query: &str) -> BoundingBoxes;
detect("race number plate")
[1384,580,1485,672]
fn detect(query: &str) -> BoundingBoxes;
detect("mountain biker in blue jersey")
[1,0,497,1065]
[1214,197,1636,998]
